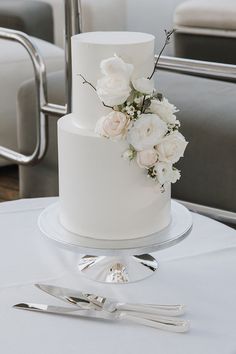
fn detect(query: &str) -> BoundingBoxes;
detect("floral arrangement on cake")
[79,30,188,189]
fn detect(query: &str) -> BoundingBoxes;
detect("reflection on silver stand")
[78,255,157,283]
[38,200,192,283]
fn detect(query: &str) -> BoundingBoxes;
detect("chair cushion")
[0,1,54,43]
[157,71,236,212]
[18,70,65,197]
[174,0,236,31]
[0,36,64,166]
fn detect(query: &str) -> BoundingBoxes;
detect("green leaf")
[153,92,163,101]
[142,98,152,111]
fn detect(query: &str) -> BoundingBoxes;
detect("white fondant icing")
[58,114,171,240]
[71,31,155,129]
[58,32,171,240]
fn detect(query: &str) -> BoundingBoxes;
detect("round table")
[1,197,236,354]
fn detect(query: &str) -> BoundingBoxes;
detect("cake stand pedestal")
[38,200,192,284]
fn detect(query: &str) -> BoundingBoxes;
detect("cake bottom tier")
[58,114,171,240]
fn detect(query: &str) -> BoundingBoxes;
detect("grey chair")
[0,2,64,168]
[174,0,236,65]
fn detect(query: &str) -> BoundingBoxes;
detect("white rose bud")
[136,149,158,168]
[122,149,134,161]
[154,162,181,185]
[96,75,132,106]
[95,111,129,139]
[127,113,168,151]
[149,98,179,124]
[132,77,154,95]
[100,55,133,78]
[156,131,188,164]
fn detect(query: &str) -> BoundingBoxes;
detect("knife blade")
[13,303,116,320]
[35,284,101,310]
[35,283,185,316]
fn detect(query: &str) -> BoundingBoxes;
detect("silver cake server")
[35,284,186,317]
[13,303,190,333]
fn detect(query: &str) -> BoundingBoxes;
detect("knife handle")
[116,303,185,317]
[120,313,190,333]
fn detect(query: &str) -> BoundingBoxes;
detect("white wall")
[36,0,187,54]
[126,0,187,55]
[82,0,127,32]
[36,0,127,47]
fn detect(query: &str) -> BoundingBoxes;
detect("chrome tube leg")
[0,28,48,165]
[64,0,82,113]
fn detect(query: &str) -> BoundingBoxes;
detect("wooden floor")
[0,165,19,202]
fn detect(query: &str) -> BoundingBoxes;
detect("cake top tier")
[73,31,155,45]
[71,31,155,130]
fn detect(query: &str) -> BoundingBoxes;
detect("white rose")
[127,113,168,151]
[149,98,179,124]
[156,131,188,164]
[100,55,133,78]
[136,149,158,168]
[96,75,132,106]
[132,77,154,95]
[95,111,129,139]
[154,162,181,185]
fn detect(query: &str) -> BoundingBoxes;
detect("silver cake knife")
[35,284,186,316]
[13,303,190,333]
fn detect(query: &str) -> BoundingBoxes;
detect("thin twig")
[141,94,146,113]
[102,101,114,109]
[148,29,176,80]
[78,74,114,110]
[78,74,97,91]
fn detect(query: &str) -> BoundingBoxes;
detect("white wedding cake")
[58,31,187,241]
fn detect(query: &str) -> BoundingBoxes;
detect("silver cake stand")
[38,200,192,284]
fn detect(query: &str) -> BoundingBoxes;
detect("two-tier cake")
[58,32,185,241]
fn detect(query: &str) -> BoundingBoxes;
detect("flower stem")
[141,94,146,113]
[148,29,176,80]
[78,74,114,110]
[78,74,97,91]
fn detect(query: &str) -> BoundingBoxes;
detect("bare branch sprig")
[78,74,114,109]
[148,29,176,80]
[79,74,97,91]
[141,94,146,113]
[102,102,114,109]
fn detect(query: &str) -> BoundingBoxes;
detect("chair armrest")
[157,55,236,83]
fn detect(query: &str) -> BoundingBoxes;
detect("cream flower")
[95,111,129,139]
[122,149,134,161]
[127,113,168,151]
[149,98,179,124]
[96,75,132,106]
[136,149,158,168]
[156,131,188,164]
[100,55,133,78]
[132,77,154,95]
[154,162,181,185]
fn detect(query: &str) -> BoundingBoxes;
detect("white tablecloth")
[0,197,236,353]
